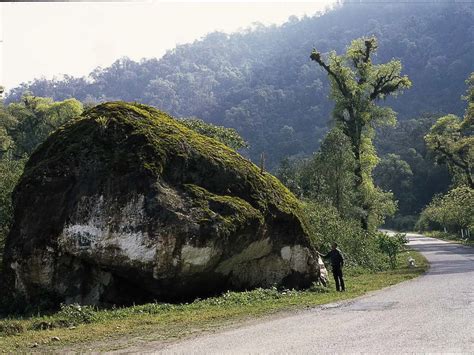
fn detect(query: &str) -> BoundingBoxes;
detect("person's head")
[331,242,338,250]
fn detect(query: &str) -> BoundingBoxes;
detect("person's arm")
[321,250,331,259]
[339,250,344,267]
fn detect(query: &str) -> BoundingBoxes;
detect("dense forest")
[5,2,473,169]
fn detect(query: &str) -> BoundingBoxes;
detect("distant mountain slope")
[6,2,474,167]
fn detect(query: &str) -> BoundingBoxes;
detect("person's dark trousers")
[332,266,345,291]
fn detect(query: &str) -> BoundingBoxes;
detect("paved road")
[156,234,474,353]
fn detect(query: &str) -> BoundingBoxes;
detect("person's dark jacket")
[322,249,344,268]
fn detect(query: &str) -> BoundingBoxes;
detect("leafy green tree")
[425,114,473,188]
[310,37,411,229]
[277,128,356,217]
[277,127,396,226]
[375,115,451,218]
[417,186,474,237]
[376,232,407,269]
[276,157,303,197]
[374,154,414,214]
[0,158,25,267]
[463,73,474,128]
[0,95,83,267]
[4,95,83,157]
[305,128,356,217]
[0,125,13,155]
[439,187,474,233]
[425,74,474,188]
[178,117,248,150]
[0,99,17,157]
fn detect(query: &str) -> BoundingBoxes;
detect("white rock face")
[216,238,273,275]
[58,194,156,264]
[181,244,220,273]
[7,192,321,305]
[10,261,26,294]
[280,245,312,273]
[57,201,320,293]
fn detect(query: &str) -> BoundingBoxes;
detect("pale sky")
[0,1,336,91]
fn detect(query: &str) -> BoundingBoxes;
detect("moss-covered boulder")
[2,102,320,307]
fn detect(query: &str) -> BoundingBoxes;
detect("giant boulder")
[2,102,320,307]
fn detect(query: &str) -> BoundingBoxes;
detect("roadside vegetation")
[0,249,427,352]
[422,231,474,247]
[416,74,473,242]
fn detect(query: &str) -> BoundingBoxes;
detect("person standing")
[318,243,345,291]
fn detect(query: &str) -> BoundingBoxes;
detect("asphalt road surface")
[157,234,474,353]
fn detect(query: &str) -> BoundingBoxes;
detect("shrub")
[303,200,387,271]
[29,304,99,331]
[31,319,70,331]
[0,320,25,336]
[376,232,407,269]
[54,303,98,326]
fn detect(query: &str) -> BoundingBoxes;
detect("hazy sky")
[0,1,336,91]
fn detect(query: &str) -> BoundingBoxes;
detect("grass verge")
[422,231,474,246]
[0,249,428,352]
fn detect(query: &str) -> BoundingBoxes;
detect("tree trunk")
[352,142,369,230]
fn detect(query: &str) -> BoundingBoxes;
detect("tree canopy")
[417,186,474,234]
[1,95,84,158]
[425,74,474,188]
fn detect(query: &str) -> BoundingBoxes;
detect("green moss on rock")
[25,101,308,233]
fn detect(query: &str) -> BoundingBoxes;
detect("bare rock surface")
[2,102,319,307]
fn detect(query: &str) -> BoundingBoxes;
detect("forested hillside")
[6,2,474,168]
